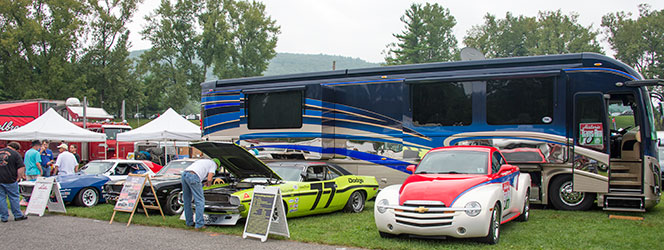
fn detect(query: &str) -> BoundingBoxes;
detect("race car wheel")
[75,188,99,207]
[481,203,501,244]
[516,188,529,222]
[343,191,365,213]
[549,175,596,211]
[163,191,184,215]
[379,231,396,238]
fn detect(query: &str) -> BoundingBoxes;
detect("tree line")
[0,0,279,116]
[385,3,663,80]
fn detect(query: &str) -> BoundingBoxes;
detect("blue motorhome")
[201,53,661,211]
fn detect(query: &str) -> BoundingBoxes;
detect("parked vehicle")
[200,52,661,212]
[374,146,531,244]
[194,142,379,226]
[103,158,231,215]
[19,159,156,207]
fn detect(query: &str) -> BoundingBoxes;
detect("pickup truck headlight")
[229,195,241,206]
[464,201,482,217]
[376,199,389,213]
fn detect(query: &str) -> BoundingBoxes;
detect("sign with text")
[579,123,603,147]
[25,177,66,216]
[110,174,164,226]
[242,185,289,242]
[113,174,146,212]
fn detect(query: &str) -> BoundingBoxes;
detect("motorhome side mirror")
[498,164,518,175]
[406,165,416,173]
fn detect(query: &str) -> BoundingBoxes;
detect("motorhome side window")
[412,81,472,126]
[486,77,554,125]
[247,90,303,129]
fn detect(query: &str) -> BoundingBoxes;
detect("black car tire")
[480,203,501,245]
[379,231,396,238]
[516,188,529,222]
[163,190,183,215]
[75,187,99,207]
[549,175,595,211]
[343,191,365,213]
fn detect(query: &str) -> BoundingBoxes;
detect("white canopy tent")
[116,108,201,163]
[0,108,107,142]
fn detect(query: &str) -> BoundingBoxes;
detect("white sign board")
[242,185,290,242]
[25,177,66,216]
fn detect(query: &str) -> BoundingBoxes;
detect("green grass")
[56,201,664,249]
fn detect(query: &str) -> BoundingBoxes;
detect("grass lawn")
[56,201,663,249]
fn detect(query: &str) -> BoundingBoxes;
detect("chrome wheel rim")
[351,193,364,211]
[170,192,183,213]
[492,208,500,241]
[524,192,530,219]
[82,189,97,207]
[559,180,584,206]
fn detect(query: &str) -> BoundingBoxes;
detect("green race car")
[193,142,379,226]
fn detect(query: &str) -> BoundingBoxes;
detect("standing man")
[40,140,54,177]
[24,140,42,180]
[53,143,78,175]
[181,158,219,229]
[0,142,28,222]
[69,144,81,164]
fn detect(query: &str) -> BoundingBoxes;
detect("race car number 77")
[309,182,336,210]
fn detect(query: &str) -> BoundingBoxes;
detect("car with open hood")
[19,159,157,207]
[102,158,232,215]
[193,142,379,226]
[374,145,531,244]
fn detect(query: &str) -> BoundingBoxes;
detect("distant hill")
[128,50,380,81]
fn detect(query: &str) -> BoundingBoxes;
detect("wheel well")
[356,189,367,200]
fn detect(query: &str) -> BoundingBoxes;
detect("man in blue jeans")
[181,158,219,229]
[0,142,28,222]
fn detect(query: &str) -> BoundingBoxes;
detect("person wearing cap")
[24,140,43,180]
[181,158,219,229]
[0,142,28,222]
[53,143,78,175]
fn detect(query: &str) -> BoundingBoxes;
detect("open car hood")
[192,142,282,181]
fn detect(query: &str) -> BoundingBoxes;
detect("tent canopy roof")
[0,108,107,142]
[116,108,201,141]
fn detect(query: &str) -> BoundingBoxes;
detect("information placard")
[242,185,289,242]
[110,174,164,226]
[25,177,66,216]
[113,174,146,212]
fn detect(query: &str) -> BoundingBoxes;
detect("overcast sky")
[126,0,664,63]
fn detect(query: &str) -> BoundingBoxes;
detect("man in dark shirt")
[0,142,28,222]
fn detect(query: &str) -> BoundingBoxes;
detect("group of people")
[24,140,80,179]
[0,140,80,222]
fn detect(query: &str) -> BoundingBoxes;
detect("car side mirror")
[406,165,416,173]
[497,164,518,175]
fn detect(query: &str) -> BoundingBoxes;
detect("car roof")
[89,159,146,163]
[266,161,352,175]
[429,145,495,153]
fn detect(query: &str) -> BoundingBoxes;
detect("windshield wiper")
[437,171,461,174]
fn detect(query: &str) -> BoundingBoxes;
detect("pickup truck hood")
[192,142,282,181]
[398,174,491,206]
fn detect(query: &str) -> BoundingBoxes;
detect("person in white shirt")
[53,143,78,175]
[181,158,219,229]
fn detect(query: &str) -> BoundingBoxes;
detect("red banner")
[0,102,40,132]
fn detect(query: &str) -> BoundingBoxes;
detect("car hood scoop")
[398,174,490,206]
[192,142,282,181]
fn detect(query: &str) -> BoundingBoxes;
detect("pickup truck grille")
[395,201,454,228]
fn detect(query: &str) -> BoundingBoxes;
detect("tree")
[200,0,279,79]
[384,3,458,65]
[602,4,664,79]
[464,10,602,58]
[0,0,88,101]
[139,0,204,111]
[79,0,143,116]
